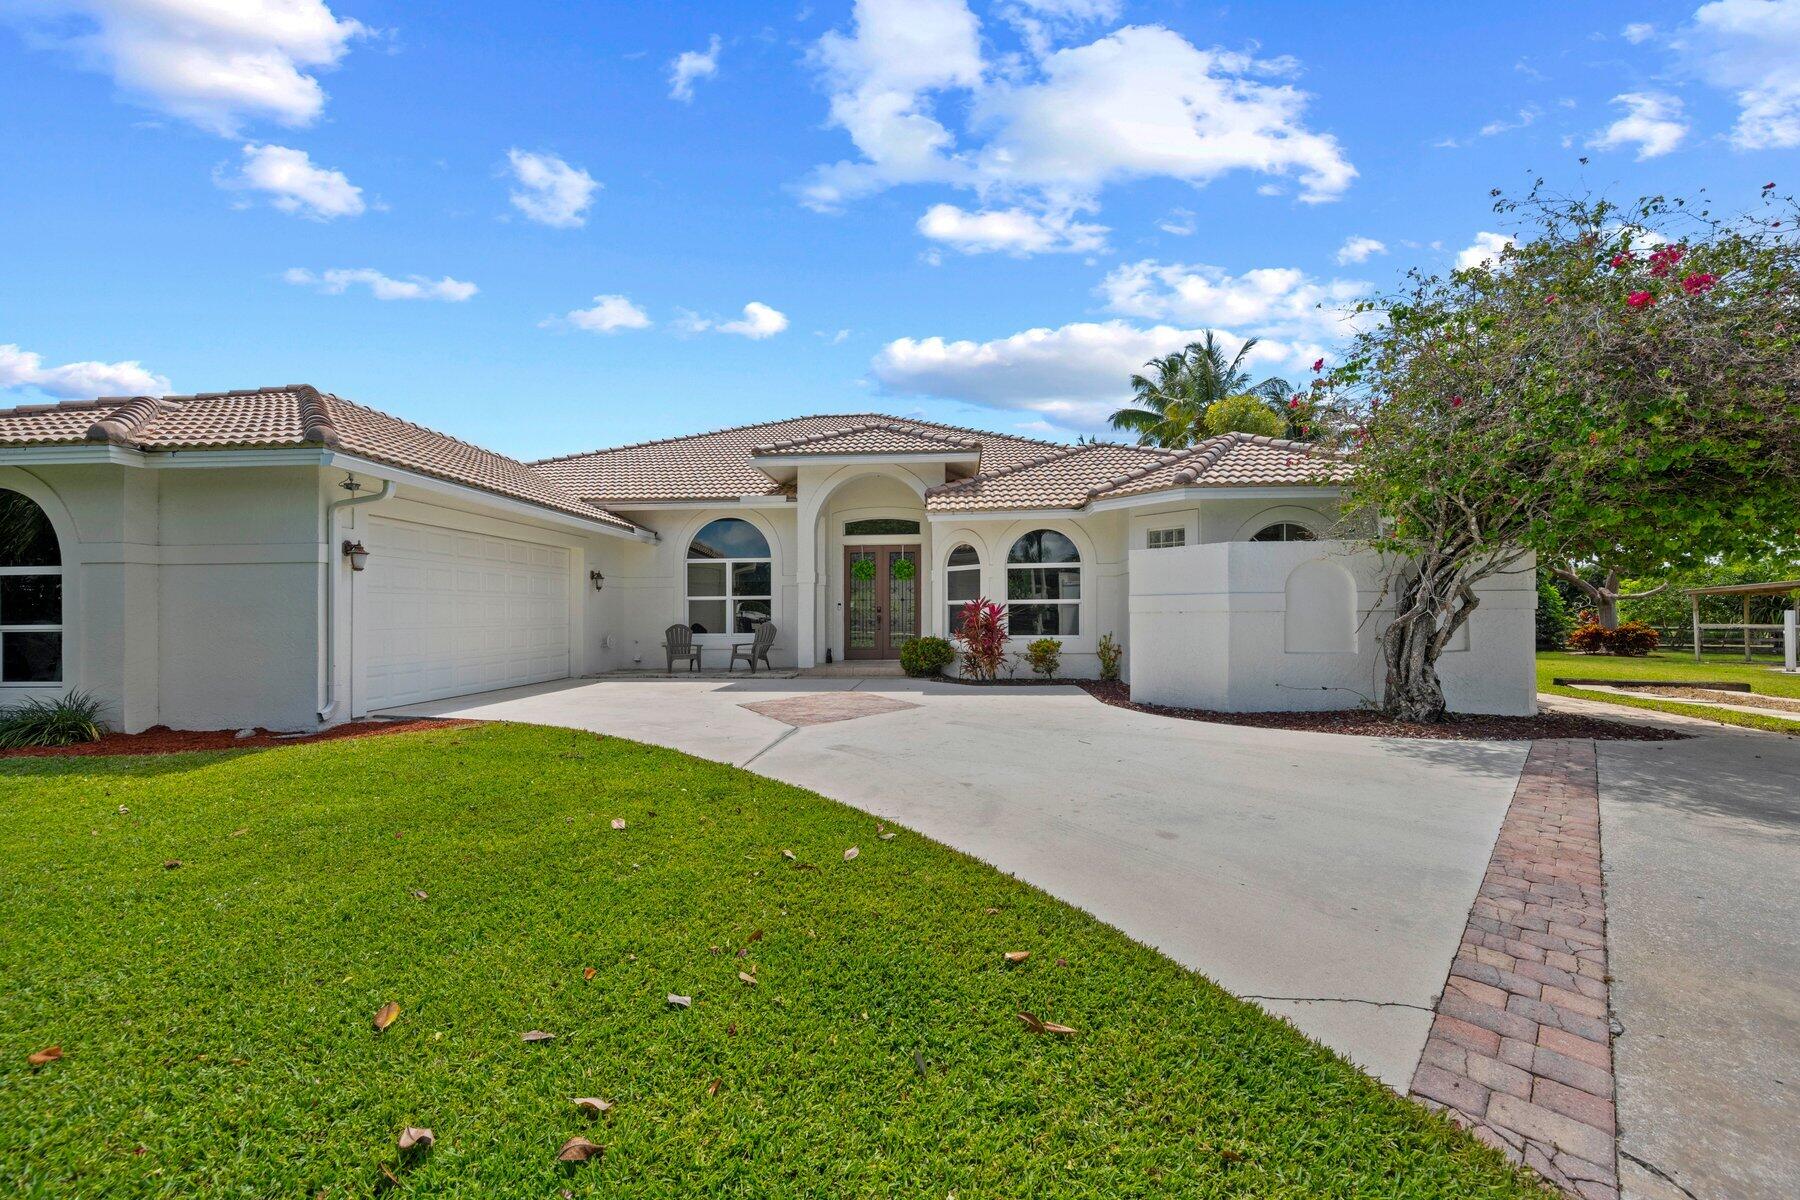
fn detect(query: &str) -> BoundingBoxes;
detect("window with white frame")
[686,518,772,635]
[1006,529,1080,636]
[1146,527,1186,550]
[0,490,62,684]
[945,543,980,632]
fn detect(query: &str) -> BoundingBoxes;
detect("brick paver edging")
[1409,739,1619,1199]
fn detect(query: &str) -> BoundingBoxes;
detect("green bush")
[0,690,107,749]
[1202,394,1286,438]
[1535,572,1573,650]
[1024,637,1062,679]
[1096,631,1123,682]
[899,636,955,678]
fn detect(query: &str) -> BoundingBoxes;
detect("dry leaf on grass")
[843,846,859,861]
[667,993,691,1008]
[983,906,1000,915]
[163,860,182,870]
[878,832,895,841]
[747,928,763,942]
[372,1002,401,1032]
[912,1049,927,1076]
[738,971,757,987]
[1004,951,1030,964]
[556,1136,603,1163]
[1017,1012,1077,1036]
[706,1078,721,1096]
[27,1045,62,1067]
[409,890,428,900]
[521,1030,556,1043]
[582,966,597,981]
[397,1127,434,1151]
[610,818,626,830]
[780,849,796,860]
[572,1097,613,1116]
[230,828,248,837]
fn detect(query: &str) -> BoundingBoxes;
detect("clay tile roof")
[925,443,1179,511]
[751,421,982,456]
[0,387,639,532]
[533,414,1055,503]
[1088,433,1348,499]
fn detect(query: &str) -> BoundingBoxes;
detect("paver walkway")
[1410,740,1619,1199]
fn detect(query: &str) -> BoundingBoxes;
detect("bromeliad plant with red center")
[953,598,1009,682]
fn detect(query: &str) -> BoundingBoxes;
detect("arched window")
[687,518,772,635]
[1007,529,1080,636]
[1250,522,1317,543]
[945,543,980,632]
[1,490,62,684]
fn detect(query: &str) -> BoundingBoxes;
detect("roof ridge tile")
[532,412,1058,465]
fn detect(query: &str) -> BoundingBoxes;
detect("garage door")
[362,518,571,708]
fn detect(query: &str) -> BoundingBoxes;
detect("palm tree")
[1108,333,1294,448]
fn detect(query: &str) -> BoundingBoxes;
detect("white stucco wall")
[1128,539,1537,715]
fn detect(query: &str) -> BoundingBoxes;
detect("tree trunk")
[1550,565,1668,630]
[1381,561,1465,723]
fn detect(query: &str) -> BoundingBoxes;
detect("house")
[0,386,1534,731]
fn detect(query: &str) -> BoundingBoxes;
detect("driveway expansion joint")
[1241,994,1435,1013]
[1409,739,1620,1200]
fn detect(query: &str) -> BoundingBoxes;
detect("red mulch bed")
[1075,681,1684,741]
[0,718,476,759]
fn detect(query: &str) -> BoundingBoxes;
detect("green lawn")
[1538,649,1800,733]
[1,725,1542,1198]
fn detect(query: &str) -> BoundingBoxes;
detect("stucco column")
[796,502,818,667]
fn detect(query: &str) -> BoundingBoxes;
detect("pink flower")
[1311,357,1324,372]
[1648,246,1684,278]
[1608,252,1633,269]
[1626,290,1655,310]
[1681,272,1717,295]
[1288,396,1302,410]
[1450,395,1464,407]
[1765,181,1777,190]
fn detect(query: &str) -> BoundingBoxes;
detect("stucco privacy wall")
[1128,540,1537,714]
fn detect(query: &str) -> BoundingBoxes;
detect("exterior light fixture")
[342,539,370,571]
[589,570,605,591]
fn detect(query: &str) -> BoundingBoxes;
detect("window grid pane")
[2,631,62,683]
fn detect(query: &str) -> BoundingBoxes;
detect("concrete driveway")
[389,676,1528,1087]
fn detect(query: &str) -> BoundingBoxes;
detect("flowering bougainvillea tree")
[1312,184,1800,721]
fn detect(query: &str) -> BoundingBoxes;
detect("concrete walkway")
[388,676,1528,1087]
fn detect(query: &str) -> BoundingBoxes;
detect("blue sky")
[3,0,1796,459]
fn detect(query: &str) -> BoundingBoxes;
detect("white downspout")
[319,474,394,723]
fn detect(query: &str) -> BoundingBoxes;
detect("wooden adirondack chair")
[729,621,776,673]
[664,623,702,673]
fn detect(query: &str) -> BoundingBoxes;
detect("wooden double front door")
[844,545,920,659]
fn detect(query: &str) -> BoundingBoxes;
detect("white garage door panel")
[363,518,571,708]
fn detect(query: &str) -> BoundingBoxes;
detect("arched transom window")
[1250,522,1317,543]
[0,490,62,684]
[1007,529,1080,636]
[687,518,772,635]
[945,543,980,632]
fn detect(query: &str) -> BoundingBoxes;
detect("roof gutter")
[318,474,394,724]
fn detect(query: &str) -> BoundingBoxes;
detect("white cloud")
[1455,231,1514,271]
[719,301,790,339]
[669,35,721,102]
[1622,22,1656,43]
[505,149,599,228]
[13,0,366,135]
[283,268,476,302]
[871,319,1316,433]
[1158,207,1196,236]
[551,295,652,334]
[1000,0,1122,56]
[1335,235,1386,264]
[799,5,1354,213]
[916,202,1108,255]
[1479,105,1540,137]
[1099,259,1371,343]
[1678,0,1800,149]
[0,342,169,399]
[219,143,364,219]
[1589,91,1688,159]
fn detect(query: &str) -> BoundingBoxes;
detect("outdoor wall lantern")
[589,570,605,591]
[342,540,371,571]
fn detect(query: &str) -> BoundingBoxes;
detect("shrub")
[899,636,955,678]
[1024,638,1062,679]
[1096,632,1123,682]
[1202,394,1286,438]
[1609,620,1660,656]
[1568,622,1611,654]
[953,598,1009,681]
[0,690,107,749]
[1535,573,1573,650]
[1568,620,1660,656]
